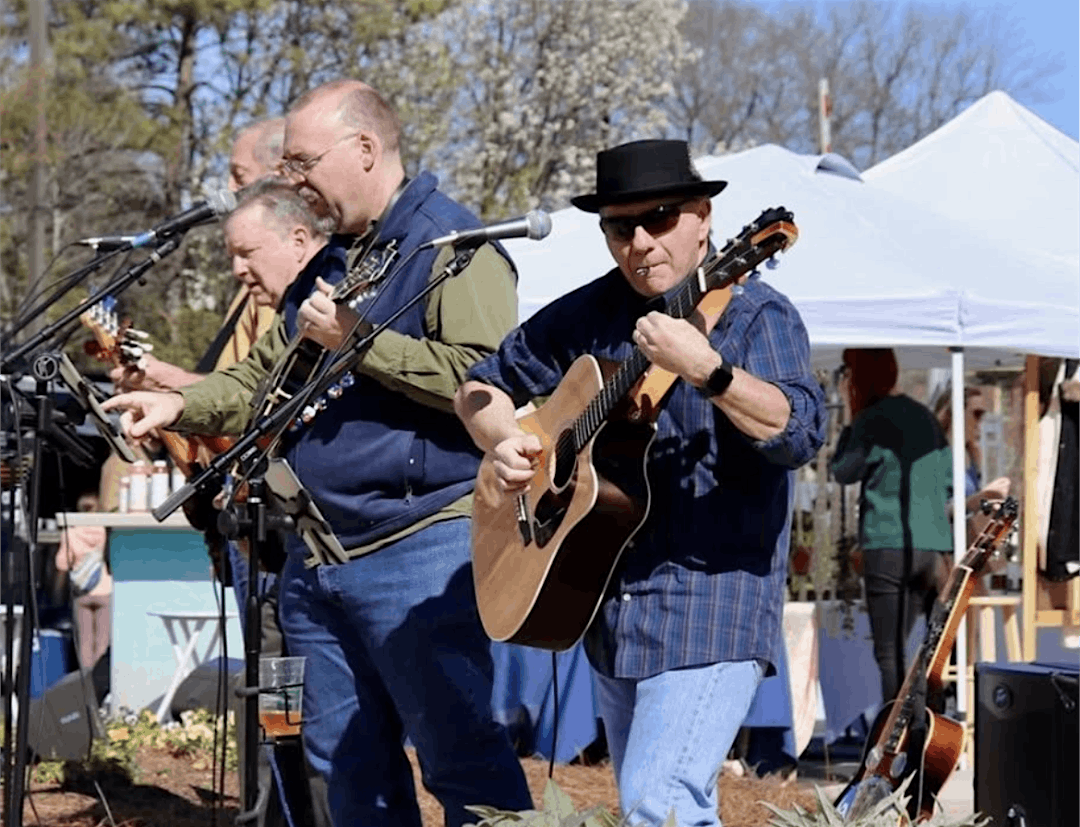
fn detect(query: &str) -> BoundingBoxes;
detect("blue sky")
[917,1,1078,138]
[758,2,1079,139]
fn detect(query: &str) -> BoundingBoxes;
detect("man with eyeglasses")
[455,139,826,827]
[104,79,532,827]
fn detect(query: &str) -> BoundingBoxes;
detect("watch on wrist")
[699,360,734,397]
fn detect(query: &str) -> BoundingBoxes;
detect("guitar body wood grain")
[834,703,965,822]
[471,355,653,651]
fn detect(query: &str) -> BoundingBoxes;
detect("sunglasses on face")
[599,199,693,243]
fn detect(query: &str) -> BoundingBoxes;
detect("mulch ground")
[20,745,821,826]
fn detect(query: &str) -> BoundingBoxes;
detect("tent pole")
[950,348,969,722]
[1022,355,1040,660]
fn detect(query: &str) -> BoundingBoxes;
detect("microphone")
[76,235,140,252]
[76,189,237,252]
[423,210,552,249]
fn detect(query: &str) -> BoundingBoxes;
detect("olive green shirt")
[174,242,517,558]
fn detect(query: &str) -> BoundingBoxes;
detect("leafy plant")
[465,778,678,827]
[762,777,989,827]
[30,706,238,790]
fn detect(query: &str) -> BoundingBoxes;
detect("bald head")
[282,79,405,235]
[229,117,286,191]
[291,81,402,157]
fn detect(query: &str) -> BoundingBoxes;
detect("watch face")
[706,362,733,396]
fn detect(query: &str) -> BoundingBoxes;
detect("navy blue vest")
[279,172,509,551]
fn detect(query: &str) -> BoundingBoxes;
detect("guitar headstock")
[79,296,151,367]
[80,295,120,361]
[701,206,798,295]
[963,495,1020,572]
[748,206,798,254]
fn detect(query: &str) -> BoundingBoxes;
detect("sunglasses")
[599,199,693,243]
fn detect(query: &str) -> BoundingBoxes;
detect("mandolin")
[470,207,798,650]
[251,239,399,433]
[834,496,1020,823]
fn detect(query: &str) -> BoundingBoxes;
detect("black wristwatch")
[699,360,734,397]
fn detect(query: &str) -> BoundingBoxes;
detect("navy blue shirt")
[467,266,826,678]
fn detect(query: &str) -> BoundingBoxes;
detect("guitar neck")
[871,498,1019,757]
[875,565,975,754]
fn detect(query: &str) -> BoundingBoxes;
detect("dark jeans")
[863,548,950,704]
[277,519,532,827]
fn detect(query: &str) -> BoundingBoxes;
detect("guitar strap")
[194,293,251,374]
[628,285,733,419]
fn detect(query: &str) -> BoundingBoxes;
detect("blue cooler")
[29,628,73,698]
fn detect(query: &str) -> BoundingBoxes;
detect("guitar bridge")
[515,495,533,545]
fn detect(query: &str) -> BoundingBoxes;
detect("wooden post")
[1022,355,1040,660]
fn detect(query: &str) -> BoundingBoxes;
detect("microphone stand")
[1,236,182,375]
[2,236,181,827]
[0,245,128,351]
[217,474,294,823]
[150,244,482,823]
[2,356,95,827]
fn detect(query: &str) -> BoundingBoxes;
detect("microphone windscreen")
[528,210,553,241]
[207,188,238,217]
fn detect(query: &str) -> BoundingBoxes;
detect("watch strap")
[700,360,734,397]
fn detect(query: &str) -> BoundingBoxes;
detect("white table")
[146,609,238,723]
[57,512,244,718]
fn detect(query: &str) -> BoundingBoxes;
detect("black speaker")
[975,660,1079,827]
[169,657,244,721]
[26,667,105,760]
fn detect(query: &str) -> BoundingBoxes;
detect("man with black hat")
[455,139,826,826]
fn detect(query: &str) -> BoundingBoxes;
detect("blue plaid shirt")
[467,266,826,679]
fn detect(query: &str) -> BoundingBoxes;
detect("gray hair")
[229,177,332,239]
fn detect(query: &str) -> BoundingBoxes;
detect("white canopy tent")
[865,91,1080,673]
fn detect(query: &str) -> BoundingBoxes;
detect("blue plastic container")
[29,628,72,698]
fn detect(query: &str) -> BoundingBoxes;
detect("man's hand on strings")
[299,276,371,350]
[489,432,543,495]
[101,391,185,443]
[632,311,720,387]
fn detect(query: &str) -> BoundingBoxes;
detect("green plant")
[762,778,990,827]
[465,778,678,827]
[29,706,239,792]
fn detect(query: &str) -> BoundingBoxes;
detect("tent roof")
[865,90,1079,269]
[863,91,1079,360]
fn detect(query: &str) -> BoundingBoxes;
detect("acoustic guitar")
[471,207,799,651]
[833,495,1020,823]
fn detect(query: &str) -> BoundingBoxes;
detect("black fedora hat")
[571,139,727,213]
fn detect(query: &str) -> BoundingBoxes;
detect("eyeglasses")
[599,199,693,243]
[281,131,360,177]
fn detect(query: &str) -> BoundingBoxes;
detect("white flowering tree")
[429,0,691,218]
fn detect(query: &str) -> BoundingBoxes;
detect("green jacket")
[830,394,953,552]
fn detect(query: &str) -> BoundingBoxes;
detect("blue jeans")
[227,540,285,658]
[594,659,764,827]
[278,518,532,827]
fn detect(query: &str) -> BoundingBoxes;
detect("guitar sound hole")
[551,429,576,490]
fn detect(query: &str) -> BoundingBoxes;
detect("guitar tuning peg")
[327,383,343,400]
[765,257,779,270]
